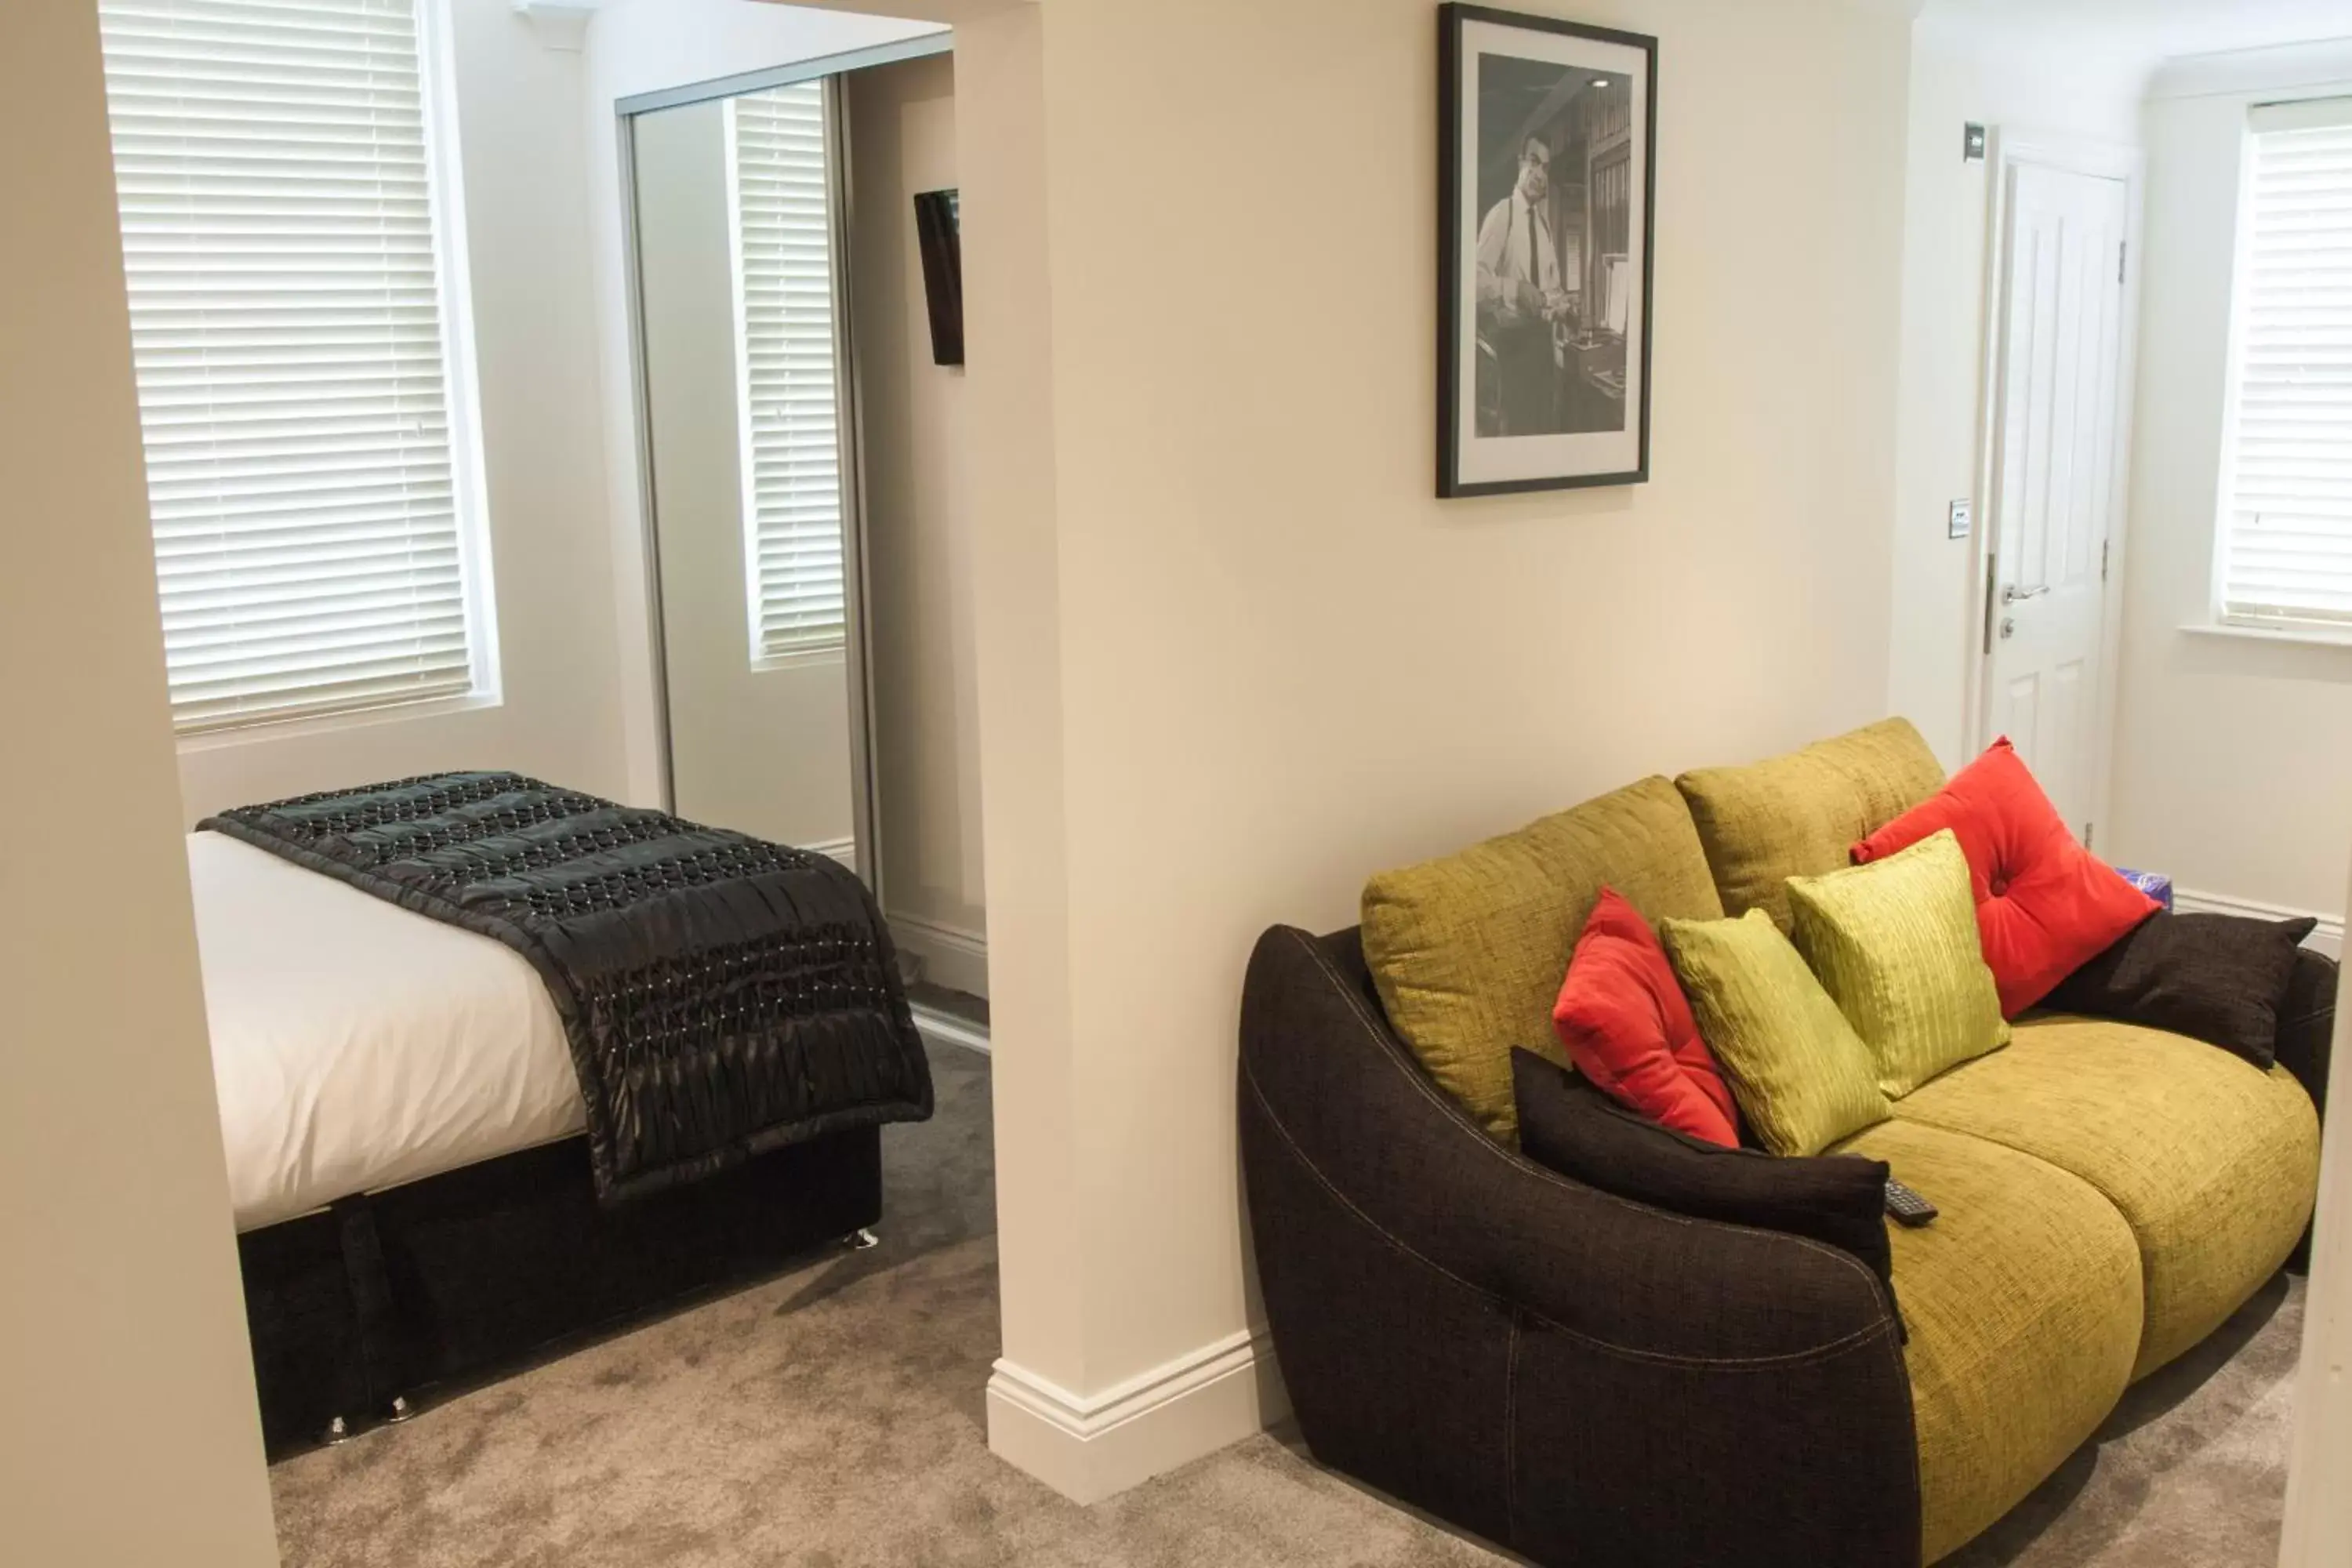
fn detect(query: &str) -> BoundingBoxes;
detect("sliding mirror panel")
[630,81,873,877]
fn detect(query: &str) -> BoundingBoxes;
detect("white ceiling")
[1933,0,2352,63]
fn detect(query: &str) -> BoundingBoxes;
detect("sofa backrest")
[1352,720,1949,1141]
[1675,719,1946,933]
[1359,775,1722,1142]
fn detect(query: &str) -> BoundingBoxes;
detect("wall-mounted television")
[913,188,962,366]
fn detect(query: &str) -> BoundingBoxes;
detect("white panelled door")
[1983,159,2131,843]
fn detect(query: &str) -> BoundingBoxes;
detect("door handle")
[2002,584,2049,605]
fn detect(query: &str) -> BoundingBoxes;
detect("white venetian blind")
[727,83,846,666]
[98,0,483,733]
[2219,96,2352,630]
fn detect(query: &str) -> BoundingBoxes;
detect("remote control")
[1884,1179,1938,1227]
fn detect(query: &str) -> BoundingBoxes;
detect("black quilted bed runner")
[201,772,933,1202]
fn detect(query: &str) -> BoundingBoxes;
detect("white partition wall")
[0,2,278,1561]
[2283,857,2352,1567]
[953,0,1918,1501]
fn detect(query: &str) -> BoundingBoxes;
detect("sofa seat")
[1890,1016,2320,1379]
[1830,1118,2141,1563]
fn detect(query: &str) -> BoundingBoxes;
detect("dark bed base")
[240,1125,882,1457]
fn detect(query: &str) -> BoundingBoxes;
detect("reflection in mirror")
[631,81,868,873]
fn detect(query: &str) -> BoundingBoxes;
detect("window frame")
[416,0,504,723]
[2209,93,2352,641]
[103,0,501,743]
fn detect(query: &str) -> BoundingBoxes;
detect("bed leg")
[844,1227,880,1251]
[325,1416,350,1445]
[387,1396,416,1423]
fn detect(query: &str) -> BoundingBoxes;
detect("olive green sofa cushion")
[1787,829,2010,1099]
[1831,1118,2143,1565]
[1893,1014,2321,1379]
[1676,718,1947,932]
[1359,776,1723,1141]
[1661,908,1891,1156]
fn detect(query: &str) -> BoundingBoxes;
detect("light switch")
[1947,499,1973,540]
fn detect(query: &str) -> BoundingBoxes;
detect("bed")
[192,774,932,1455]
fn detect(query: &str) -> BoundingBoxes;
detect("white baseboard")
[985,1327,1288,1505]
[805,837,857,870]
[2172,887,2343,960]
[890,910,989,998]
[909,1001,989,1056]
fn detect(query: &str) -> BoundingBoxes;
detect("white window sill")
[2180,621,2352,652]
[175,691,504,754]
[750,647,848,676]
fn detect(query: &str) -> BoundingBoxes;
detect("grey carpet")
[271,1042,2301,1566]
[1944,1270,2302,1568]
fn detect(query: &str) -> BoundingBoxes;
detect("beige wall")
[850,52,989,983]
[0,2,277,1560]
[2105,41,2352,924]
[963,0,1913,1486]
[954,0,1086,1402]
[1886,1,2147,768]
[176,0,631,822]
[633,97,856,849]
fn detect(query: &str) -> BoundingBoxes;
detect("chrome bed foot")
[844,1227,880,1251]
[387,1395,416,1423]
[325,1416,350,1445]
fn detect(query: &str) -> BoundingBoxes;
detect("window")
[2216,96,2352,632]
[725,82,847,667]
[98,0,493,734]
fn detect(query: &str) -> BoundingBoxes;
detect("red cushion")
[1851,739,2158,1017]
[1551,888,1740,1147]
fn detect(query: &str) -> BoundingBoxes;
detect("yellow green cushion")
[1787,829,2009,1098]
[1829,1118,2141,1564]
[1675,718,1947,932]
[1359,775,1723,1140]
[1661,909,1890,1156]
[1892,1015,2321,1378]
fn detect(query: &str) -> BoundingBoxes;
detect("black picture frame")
[1438,4,1657,497]
[913,188,964,367]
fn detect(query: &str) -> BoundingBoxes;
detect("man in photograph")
[1475,134,1569,435]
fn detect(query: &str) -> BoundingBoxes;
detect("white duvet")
[190,832,586,1232]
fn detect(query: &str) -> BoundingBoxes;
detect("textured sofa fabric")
[1272,724,2333,1566]
[1787,830,2009,1099]
[2045,911,2317,1066]
[2279,947,2339,1127]
[1360,775,1724,1141]
[1661,908,1892,1156]
[1242,925,1920,1567]
[2278,947,2339,1273]
[1675,718,1946,932]
[1513,1048,1896,1300]
[1852,739,2163,1018]
[1830,1119,2142,1563]
[1246,916,2330,1566]
[1891,1017,2321,1378]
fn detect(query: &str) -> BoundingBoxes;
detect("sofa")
[1238,720,2332,1567]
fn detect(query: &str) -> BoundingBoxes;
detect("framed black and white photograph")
[1439,5,1657,496]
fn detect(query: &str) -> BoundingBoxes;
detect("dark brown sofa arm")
[2276,947,2338,1120]
[2278,948,2336,1275]
[1240,924,1920,1568]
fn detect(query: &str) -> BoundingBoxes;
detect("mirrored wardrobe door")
[629,77,876,884]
